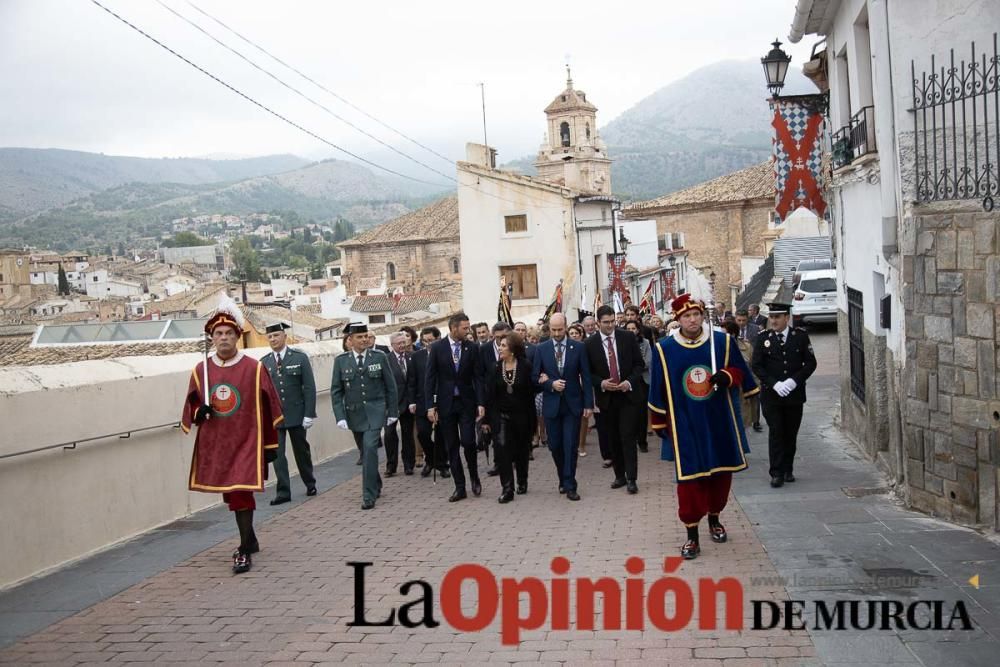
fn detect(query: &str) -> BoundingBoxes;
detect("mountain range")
[505,59,814,200]
[0,59,815,250]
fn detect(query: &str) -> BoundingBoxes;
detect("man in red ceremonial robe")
[181,303,284,574]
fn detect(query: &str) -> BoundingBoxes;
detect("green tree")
[230,237,263,282]
[163,231,214,248]
[57,264,71,295]
[117,241,126,256]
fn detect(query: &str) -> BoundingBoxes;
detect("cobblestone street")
[1,330,998,666]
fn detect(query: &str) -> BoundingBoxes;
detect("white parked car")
[792,269,838,326]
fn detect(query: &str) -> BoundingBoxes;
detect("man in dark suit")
[533,313,593,500]
[752,302,818,488]
[407,326,448,478]
[426,312,485,501]
[262,322,317,505]
[384,332,415,475]
[749,304,767,329]
[734,310,762,345]
[584,305,645,494]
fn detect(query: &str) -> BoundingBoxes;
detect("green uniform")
[331,348,398,504]
[262,347,317,500]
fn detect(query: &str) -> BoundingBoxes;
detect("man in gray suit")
[332,323,399,510]
[735,310,762,345]
[262,322,318,505]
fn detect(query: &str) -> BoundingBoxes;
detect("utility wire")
[185,0,454,166]
[88,0,449,188]
[155,0,457,184]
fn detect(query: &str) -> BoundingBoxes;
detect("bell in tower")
[534,67,612,194]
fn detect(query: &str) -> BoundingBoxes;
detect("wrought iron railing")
[849,106,877,160]
[831,106,877,169]
[911,33,1000,211]
[847,287,866,402]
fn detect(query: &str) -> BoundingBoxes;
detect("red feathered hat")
[203,295,245,335]
[670,293,704,318]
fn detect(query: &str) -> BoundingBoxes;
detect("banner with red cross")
[771,99,827,224]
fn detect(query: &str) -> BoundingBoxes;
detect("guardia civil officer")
[262,322,318,505]
[751,302,817,488]
[332,323,399,509]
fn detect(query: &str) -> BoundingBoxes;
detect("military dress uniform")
[262,333,318,504]
[751,303,818,487]
[331,324,399,509]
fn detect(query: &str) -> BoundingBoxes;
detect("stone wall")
[344,240,460,291]
[837,310,892,466]
[901,203,1000,528]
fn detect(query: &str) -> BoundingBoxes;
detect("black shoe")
[269,496,291,506]
[681,540,700,560]
[611,478,627,489]
[638,444,648,453]
[602,460,614,468]
[559,485,566,494]
[385,470,395,477]
[306,486,317,496]
[361,499,375,510]
[516,483,527,495]
[486,467,499,477]
[770,476,784,488]
[626,481,638,494]
[753,423,763,432]
[498,490,514,504]
[566,490,581,501]
[449,490,467,502]
[471,479,482,497]
[421,464,432,478]
[440,468,451,478]
[784,472,796,483]
[232,550,252,574]
[710,523,728,543]
[404,468,414,476]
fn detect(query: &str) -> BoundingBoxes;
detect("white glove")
[302,417,314,430]
[386,417,398,426]
[774,381,791,397]
[337,419,349,430]
[784,378,797,392]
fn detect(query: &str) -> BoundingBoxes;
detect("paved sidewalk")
[1,329,998,665]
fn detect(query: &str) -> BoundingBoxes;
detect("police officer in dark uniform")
[751,302,817,488]
[262,322,318,505]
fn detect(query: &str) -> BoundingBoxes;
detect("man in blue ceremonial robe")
[648,293,759,560]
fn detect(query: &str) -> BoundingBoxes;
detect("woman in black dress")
[483,332,536,503]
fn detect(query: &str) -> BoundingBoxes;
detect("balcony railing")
[832,105,877,169]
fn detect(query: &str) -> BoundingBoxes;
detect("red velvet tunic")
[181,353,283,493]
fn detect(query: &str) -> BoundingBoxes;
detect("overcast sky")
[1,0,813,178]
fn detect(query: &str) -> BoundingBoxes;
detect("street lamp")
[617,227,630,255]
[761,39,792,97]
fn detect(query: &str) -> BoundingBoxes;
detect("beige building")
[336,196,461,295]
[0,249,31,301]
[623,161,778,307]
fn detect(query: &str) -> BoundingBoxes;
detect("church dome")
[544,71,598,114]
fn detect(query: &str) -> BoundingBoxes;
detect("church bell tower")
[534,67,612,194]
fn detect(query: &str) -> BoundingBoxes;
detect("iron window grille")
[847,286,866,402]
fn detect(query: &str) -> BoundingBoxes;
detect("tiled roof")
[339,197,458,247]
[544,83,598,114]
[626,161,774,212]
[245,304,347,332]
[351,292,448,314]
[0,340,203,368]
[148,283,227,314]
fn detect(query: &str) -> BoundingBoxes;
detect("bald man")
[532,313,594,500]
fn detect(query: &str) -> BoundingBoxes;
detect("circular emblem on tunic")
[210,383,241,417]
[682,365,714,401]
[764,340,771,348]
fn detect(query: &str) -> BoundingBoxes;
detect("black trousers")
[416,414,447,470]
[594,411,612,460]
[442,404,478,491]
[761,400,805,477]
[635,379,649,449]
[603,397,639,482]
[273,426,315,499]
[495,412,531,493]
[384,412,415,472]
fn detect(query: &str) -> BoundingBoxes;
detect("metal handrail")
[0,386,334,462]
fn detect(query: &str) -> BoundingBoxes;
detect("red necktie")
[606,336,620,383]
